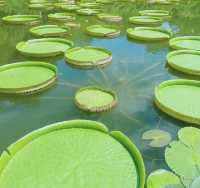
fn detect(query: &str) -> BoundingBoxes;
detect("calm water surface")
[0,0,200,175]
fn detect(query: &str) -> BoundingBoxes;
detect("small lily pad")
[2,15,41,25]
[129,16,162,25]
[127,27,172,42]
[48,12,75,22]
[142,129,171,147]
[97,13,123,23]
[65,46,112,69]
[0,61,57,94]
[61,4,80,11]
[86,24,120,38]
[170,36,200,51]
[139,10,170,19]
[75,86,117,112]
[76,8,101,16]
[30,25,69,37]
[16,38,73,57]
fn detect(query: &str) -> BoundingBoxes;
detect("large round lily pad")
[0,120,145,188]
[86,25,120,38]
[75,86,117,112]
[76,8,100,16]
[97,13,123,23]
[0,61,56,94]
[169,36,200,51]
[16,38,73,57]
[2,15,41,25]
[48,12,75,22]
[127,27,172,41]
[65,46,112,69]
[139,10,170,19]
[167,50,200,75]
[61,4,80,11]
[30,25,69,37]
[129,16,162,25]
[155,79,200,125]
[79,2,100,8]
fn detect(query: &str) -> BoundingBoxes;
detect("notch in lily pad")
[0,120,146,188]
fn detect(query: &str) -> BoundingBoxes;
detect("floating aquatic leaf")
[142,129,171,148]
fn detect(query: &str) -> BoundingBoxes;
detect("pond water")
[0,0,200,176]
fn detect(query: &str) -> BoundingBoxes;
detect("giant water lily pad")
[142,129,171,148]
[16,38,73,57]
[97,13,123,23]
[170,36,200,51]
[139,10,170,19]
[167,50,200,75]
[2,15,41,25]
[165,127,200,187]
[61,4,80,11]
[0,120,145,188]
[75,86,117,112]
[86,25,120,38]
[155,79,200,125]
[147,169,184,188]
[129,16,162,25]
[127,27,172,42]
[0,61,56,94]
[79,2,100,8]
[30,25,69,37]
[65,46,112,69]
[48,12,75,22]
[76,8,100,16]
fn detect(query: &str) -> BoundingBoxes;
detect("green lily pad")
[127,27,172,42]
[147,169,184,188]
[129,16,162,25]
[16,38,73,57]
[79,2,100,8]
[2,15,41,25]
[191,177,200,188]
[60,4,80,11]
[28,3,47,10]
[170,36,200,51]
[0,61,56,94]
[30,25,69,37]
[0,120,145,188]
[75,86,117,112]
[139,10,170,19]
[142,129,171,148]
[48,12,75,22]
[65,46,112,69]
[165,127,200,187]
[97,13,123,23]
[86,25,120,38]
[167,50,200,76]
[155,79,200,125]
[76,8,101,16]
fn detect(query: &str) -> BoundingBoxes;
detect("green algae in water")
[0,120,145,188]
[65,46,112,69]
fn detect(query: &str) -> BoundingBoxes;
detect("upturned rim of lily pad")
[139,10,169,16]
[0,119,146,188]
[86,24,120,38]
[167,50,200,76]
[2,15,41,25]
[16,38,73,57]
[169,36,200,51]
[48,12,76,22]
[0,61,57,94]
[65,46,112,69]
[76,8,101,15]
[127,27,172,42]
[29,24,69,37]
[75,86,118,112]
[97,13,123,22]
[155,79,200,125]
[129,16,163,25]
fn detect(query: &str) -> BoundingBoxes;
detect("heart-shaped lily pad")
[142,129,171,148]
[0,120,145,188]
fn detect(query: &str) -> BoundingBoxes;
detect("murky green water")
[0,0,200,176]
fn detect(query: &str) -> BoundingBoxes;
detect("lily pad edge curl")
[0,120,146,188]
